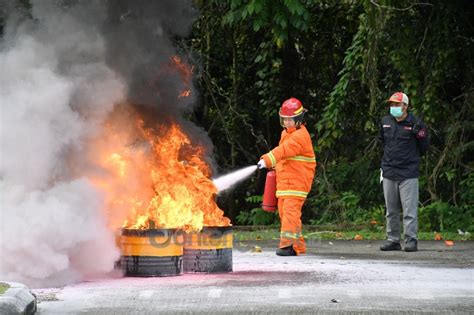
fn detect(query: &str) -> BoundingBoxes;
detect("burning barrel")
[183,226,233,273]
[120,228,183,276]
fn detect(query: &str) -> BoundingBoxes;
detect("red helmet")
[279,98,304,117]
[279,97,307,128]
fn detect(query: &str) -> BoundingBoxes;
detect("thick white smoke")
[0,2,126,287]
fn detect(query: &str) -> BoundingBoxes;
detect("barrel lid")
[121,228,179,237]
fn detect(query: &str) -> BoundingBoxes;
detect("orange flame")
[170,56,193,98]
[88,105,230,232]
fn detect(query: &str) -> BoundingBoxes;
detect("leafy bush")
[236,195,279,225]
[419,201,474,232]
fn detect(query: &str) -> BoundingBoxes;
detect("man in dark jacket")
[378,92,429,252]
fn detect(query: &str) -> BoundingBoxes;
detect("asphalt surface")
[33,240,474,314]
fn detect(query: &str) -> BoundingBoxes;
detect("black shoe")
[380,240,402,251]
[404,238,418,252]
[276,246,297,256]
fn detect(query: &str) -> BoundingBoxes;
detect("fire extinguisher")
[262,170,277,212]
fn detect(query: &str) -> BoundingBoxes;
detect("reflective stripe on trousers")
[278,198,306,255]
[276,190,308,198]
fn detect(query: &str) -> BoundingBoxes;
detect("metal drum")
[183,226,232,273]
[120,228,183,276]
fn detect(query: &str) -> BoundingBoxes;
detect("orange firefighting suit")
[260,124,316,255]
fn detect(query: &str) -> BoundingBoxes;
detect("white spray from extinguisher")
[212,165,258,193]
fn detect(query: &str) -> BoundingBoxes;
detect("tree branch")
[370,0,433,11]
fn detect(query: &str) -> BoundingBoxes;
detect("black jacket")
[378,113,429,181]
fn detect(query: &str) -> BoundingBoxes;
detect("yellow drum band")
[184,232,233,250]
[120,235,183,257]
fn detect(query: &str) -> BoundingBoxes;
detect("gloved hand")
[257,159,267,169]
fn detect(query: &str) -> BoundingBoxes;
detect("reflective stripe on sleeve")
[287,155,316,163]
[267,152,277,167]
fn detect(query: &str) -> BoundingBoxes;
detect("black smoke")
[102,0,198,117]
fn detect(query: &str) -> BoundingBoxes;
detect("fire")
[88,105,230,232]
[170,56,193,98]
[107,153,127,178]
[85,55,229,232]
[179,90,191,98]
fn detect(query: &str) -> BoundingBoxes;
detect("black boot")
[380,240,402,251]
[404,238,418,252]
[276,246,297,256]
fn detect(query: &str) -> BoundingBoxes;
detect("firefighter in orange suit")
[257,98,316,256]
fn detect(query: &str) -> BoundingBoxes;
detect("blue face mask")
[390,106,403,118]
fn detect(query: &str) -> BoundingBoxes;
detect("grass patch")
[0,283,10,295]
[233,227,473,242]
[305,230,472,241]
[234,230,280,242]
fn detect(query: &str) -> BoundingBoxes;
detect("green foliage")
[222,0,311,47]
[315,9,367,150]
[306,155,383,224]
[234,228,473,241]
[236,207,278,225]
[419,201,474,232]
[186,1,473,232]
[235,195,279,225]
[245,195,263,203]
[459,172,474,205]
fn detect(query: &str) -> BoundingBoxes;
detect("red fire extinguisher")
[262,170,277,212]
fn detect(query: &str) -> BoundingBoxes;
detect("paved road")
[34,240,474,314]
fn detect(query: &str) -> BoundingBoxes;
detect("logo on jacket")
[403,126,412,131]
[417,129,426,138]
[383,124,391,128]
